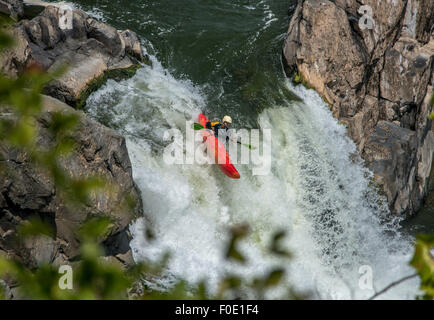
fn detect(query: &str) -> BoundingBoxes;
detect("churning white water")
[86,52,420,299]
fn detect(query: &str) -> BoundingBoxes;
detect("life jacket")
[205,121,229,141]
[205,121,220,129]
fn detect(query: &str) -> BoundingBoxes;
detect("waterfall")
[86,52,420,299]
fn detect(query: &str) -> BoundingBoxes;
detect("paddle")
[192,122,256,150]
[193,122,205,130]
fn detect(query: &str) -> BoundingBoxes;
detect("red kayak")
[198,113,240,179]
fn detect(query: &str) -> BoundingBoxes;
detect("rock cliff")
[0,1,145,295]
[283,0,434,217]
[0,1,148,108]
[0,94,143,269]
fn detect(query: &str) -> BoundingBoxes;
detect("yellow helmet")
[222,115,232,124]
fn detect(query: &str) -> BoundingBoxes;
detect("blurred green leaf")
[270,230,291,258]
[67,177,105,206]
[7,116,37,148]
[0,31,13,51]
[409,234,434,299]
[216,275,242,299]
[193,122,204,130]
[54,137,77,155]
[225,224,249,263]
[78,216,113,242]
[0,285,5,300]
[17,218,54,238]
[49,112,79,137]
[0,258,15,276]
[196,281,208,300]
[264,268,285,288]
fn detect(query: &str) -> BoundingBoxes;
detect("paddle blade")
[193,123,204,130]
[237,141,256,150]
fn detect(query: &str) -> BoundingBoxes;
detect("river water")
[60,0,422,299]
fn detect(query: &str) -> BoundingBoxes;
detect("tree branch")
[368,273,418,300]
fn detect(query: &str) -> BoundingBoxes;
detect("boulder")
[0,94,143,268]
[119,29,146,62]
[0,3,148,108]
[362,121,417,213]
[284,0,434,217]
[0,0,24,20]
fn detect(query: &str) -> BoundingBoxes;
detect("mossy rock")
[75,64,142,109]
[292,71,313,90]
[141,54,153,67]
[74,54,152,109]
[0,13,16,27]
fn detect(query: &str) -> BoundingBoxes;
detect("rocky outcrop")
[283,0,434,217]
[0,2,148,108]
[0,94,143,269]
[0,0,23,20]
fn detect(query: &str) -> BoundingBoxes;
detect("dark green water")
[60,0,298,128]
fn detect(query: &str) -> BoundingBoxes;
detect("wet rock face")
[284,0,434,217]
[0,95,143,269]
[363,121,417,214]
[0,4,147,108]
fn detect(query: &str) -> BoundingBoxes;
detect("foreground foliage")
[410,234,434,299]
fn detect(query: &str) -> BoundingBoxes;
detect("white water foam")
[262,84,420,299]
[86,52,421,300]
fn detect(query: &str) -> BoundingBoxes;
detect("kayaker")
[205,115,233,142]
